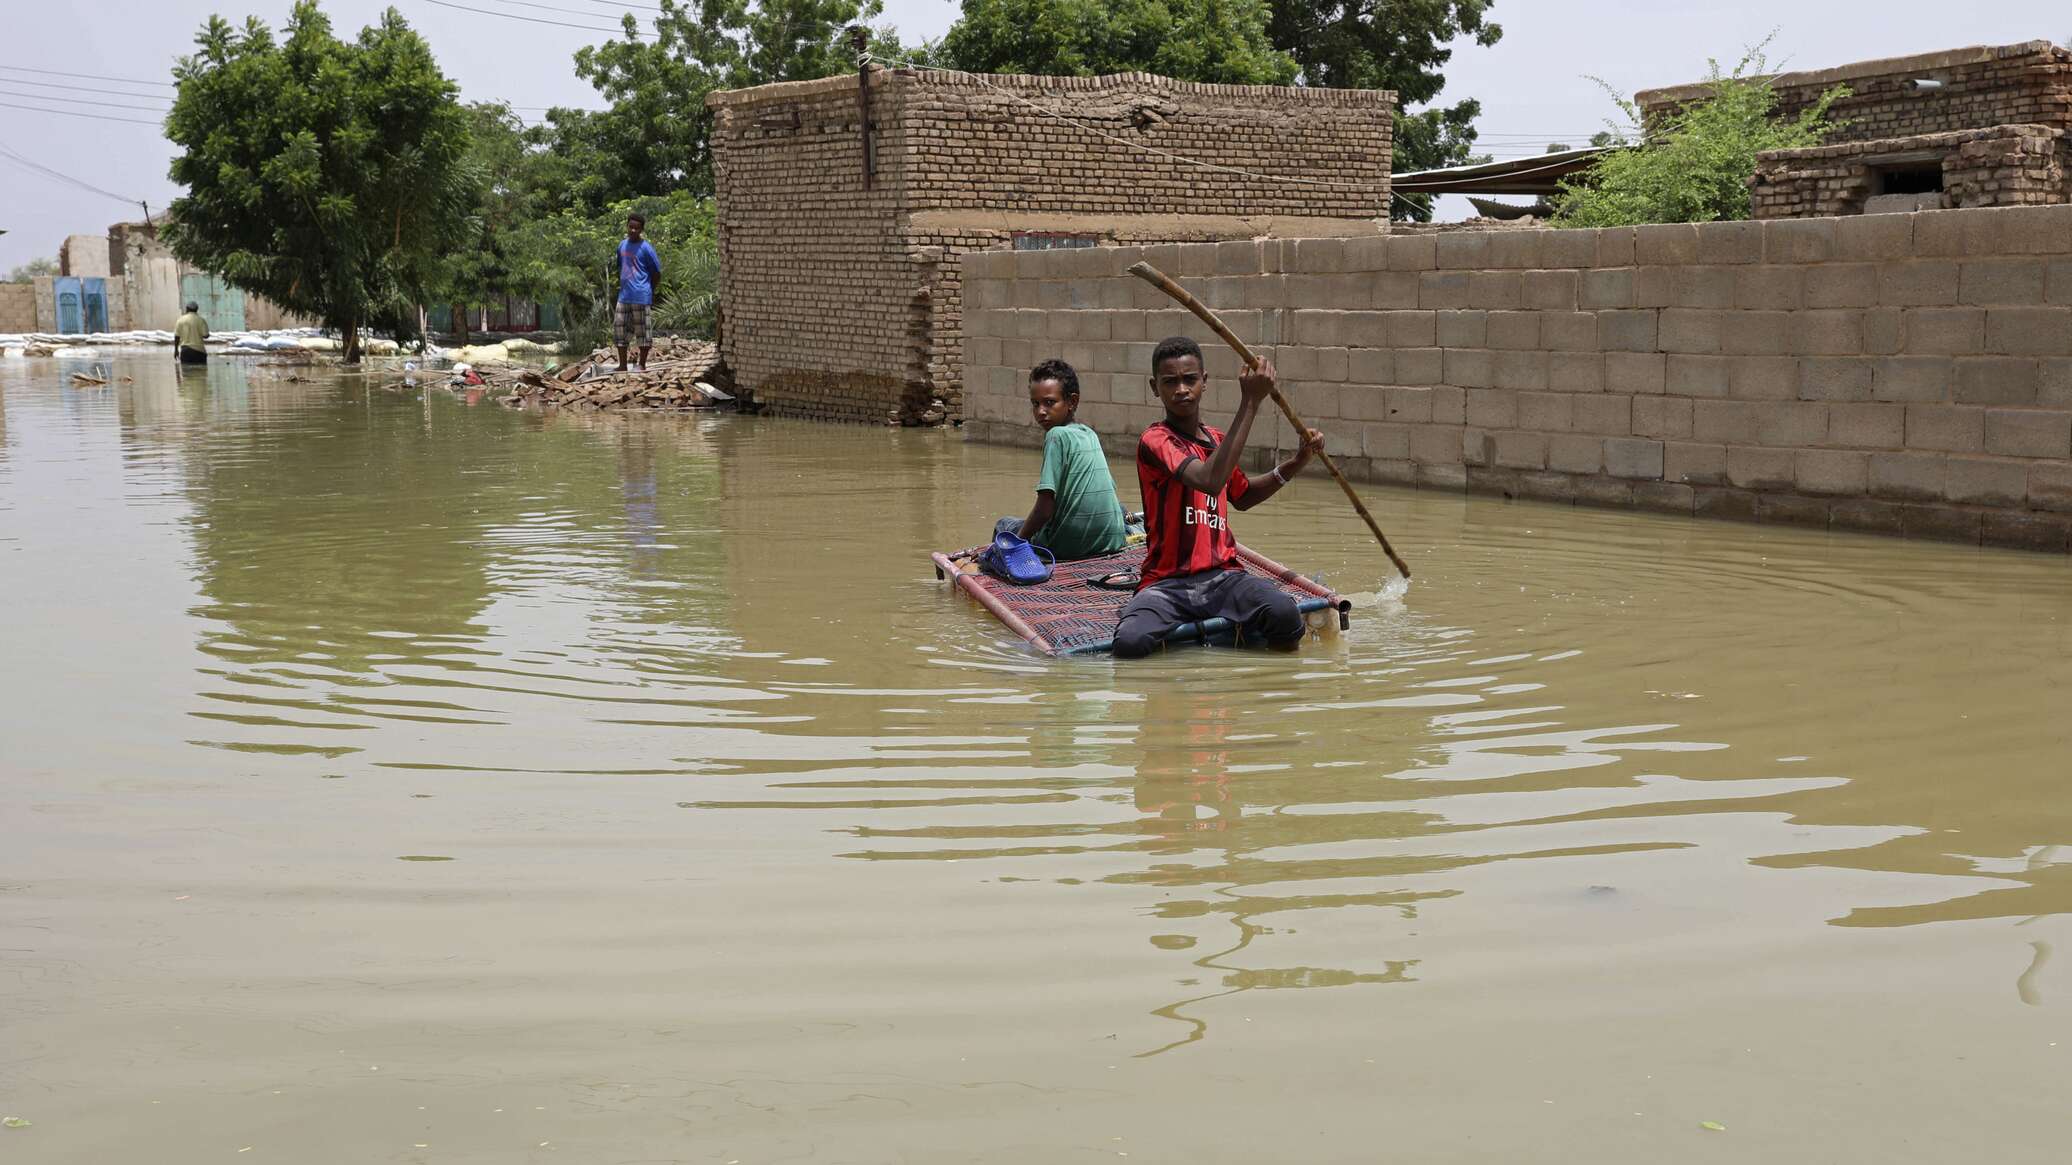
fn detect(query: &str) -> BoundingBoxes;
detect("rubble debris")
[495,338,734,413]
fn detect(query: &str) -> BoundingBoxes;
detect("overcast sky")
[2,0,2063,270]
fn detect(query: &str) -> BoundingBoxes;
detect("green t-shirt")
[1034,422,1129,560]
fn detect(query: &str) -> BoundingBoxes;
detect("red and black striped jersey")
[1135,420,1251,590]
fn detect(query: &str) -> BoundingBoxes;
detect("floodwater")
[3,355,2070,1163]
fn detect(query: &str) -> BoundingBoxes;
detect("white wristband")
[1268,465,1287,486]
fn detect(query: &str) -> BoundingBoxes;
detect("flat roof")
[1391,146,1610,196]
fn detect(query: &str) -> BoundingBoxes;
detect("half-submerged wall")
[961,205,2072,552]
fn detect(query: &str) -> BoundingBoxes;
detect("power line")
[11,76,175,103]
[0,140,144,207]
[415,0,637,36]
[0,98,163,127]
[0,63,175,89]
[0,85,170,113]
[492,0,655,22]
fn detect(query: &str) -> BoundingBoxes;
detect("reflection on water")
[3,355,2072,1162]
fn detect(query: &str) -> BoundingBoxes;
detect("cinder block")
[1468,271,1524,310]
[1465,387,1518,428]
[1878,261,1960,307]
[1493,350,1551,391]
[1697,219,1765,265]
[1633,267,1677,308]
[1804,263,1879,308]
[1660,309,1726,354]
[1384,386,1436,423]
[1358,421,1412,461]
[1596,228,1636,267]
[1573,393,1632,435]
[1340,382,1389,421]
[1760,401,1829,447]
[1799,357,1874,402]
[1692,399,1763,444]
[1635,223,1701,266]
[1348,348,1395,383]
[1870,356,1952,403]
[1727,446,1795,490]
[1436,309,1488,348]
[1943,456,2029,506]
[1735,266,1804,310]
[1830,498,1908,535]
[1447,348,1494,388]
[1834,213,1914,262]
[1436,232,1492,270]
[1633,395,1692,439]
[1430,385,1467,424]
[2038,358,2072,407]
[1903,307,1986,354]
[1965,204,2072,256]
[1864,308,1905,356]
[1287,381,1343,419]
[1383,310,1439,348]
[1605,351,1667,394]
[1521,269,1579,310]
[1694,485,1760,521]
[1985,408,2072,458]
[1487,311,1542,349]
[1604,436,1665,480]
[1291,237,1348,273]
[1574,475,1637,507]
[1722,311,1796,355]
[1791,310,1864,355]
[1666,354,1731,398]
[1547,433,1604,473]
[1985,307,2072,356]
[1397,348,1443,384]
[1214,240,1267,276]
[1827,402,1907,449]
[2028,462,2072,512]
[1579,268,1634,309]
[1674,266,1738,309]
[1959,259,2048,305]
[1542,229,1597,269]
[2049,259,2072,305]
[1543,312,1598,351]
[1518,391,1574,432]
[1982,512,2072,553]
[1599,310,1659,352]
[1410,422,1462,465]
[1766,218,1838,264]
[1726,355,1799,400]
[1371,271,1423,309]
[1795,448,1869,495]
[1954,357,2040,406]
[1906,404,1986,452]
[1488,231,1545,269]
[1343,235,1390,271]
[1385,233,1438,271]
[1420,271,1472,309]
[1315,347,1351,383]
[1633,481,1696,513]
[1494,430,1548,469]
[1276,346,1319,380]
[1420,462,1470,490]
[1664,440,1726,484]
[1911,209,1968,257]
[1551,351,1605,393]
[1901,504,1983,545]
[1462,429,1493,467]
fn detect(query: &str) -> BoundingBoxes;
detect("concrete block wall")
[960,204,2072,553]
[0,284,36,332]
[709,67,1391,424]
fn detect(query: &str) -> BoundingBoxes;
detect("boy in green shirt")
[995,359,1130,560]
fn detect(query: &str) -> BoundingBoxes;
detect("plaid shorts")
[613,301,650,347]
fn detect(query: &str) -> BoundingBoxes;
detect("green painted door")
[180,274,247,331]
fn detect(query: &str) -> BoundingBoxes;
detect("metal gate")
[54,276,82,333]
[179,273,247,331]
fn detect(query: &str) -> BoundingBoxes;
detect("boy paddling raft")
[1113,336,1324,659]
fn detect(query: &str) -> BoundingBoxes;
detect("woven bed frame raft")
[930,539,1353,657]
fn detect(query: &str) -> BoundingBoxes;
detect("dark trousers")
[177,346,207,365]
[1113,568,1303,659]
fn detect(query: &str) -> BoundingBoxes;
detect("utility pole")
[851,25,875,189]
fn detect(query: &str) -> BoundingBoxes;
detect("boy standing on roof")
[613,213,662,373]
[1111,337,1324,659]
[996,358,1130,560]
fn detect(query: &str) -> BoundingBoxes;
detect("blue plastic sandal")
[982,530,1055,585]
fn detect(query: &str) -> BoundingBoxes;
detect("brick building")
[706,65,1393,424]
[1638,41,2072,219]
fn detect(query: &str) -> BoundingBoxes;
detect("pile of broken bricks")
[497,338,735,412]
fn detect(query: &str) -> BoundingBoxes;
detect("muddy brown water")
[3,355,2070,1162]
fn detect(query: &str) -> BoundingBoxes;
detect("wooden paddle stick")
[1126,260,1412,580]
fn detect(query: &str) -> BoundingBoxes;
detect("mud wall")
[961,205,2072,552]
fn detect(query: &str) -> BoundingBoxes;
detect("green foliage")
[566,0,899,203]
[1554,46,1846,227]
[1263,1,1503,218]
[5,257,56,283]
[428,102,551,321]
[500,190,720,350]
[164,1,477,361]
[937,0,1297,85]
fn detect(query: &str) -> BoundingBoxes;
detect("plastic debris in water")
[1700,1121,1726,1131]
[2,1117,31,1129]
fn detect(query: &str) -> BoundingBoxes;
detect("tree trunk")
[342,320,362,365]
[452,302,469,345]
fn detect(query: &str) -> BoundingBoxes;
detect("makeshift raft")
[930,542,1351,656]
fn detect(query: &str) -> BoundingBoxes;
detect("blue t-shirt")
[618,238,662,305]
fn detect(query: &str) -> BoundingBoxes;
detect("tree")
[1553,46,1846,228]
[1264,1,1503,219]
[164,2,477,362]
[429,102,556,343]
[567,0,901,204]
[937,0,1297,84]
[501,190,721,352]
[5,257,56,283]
